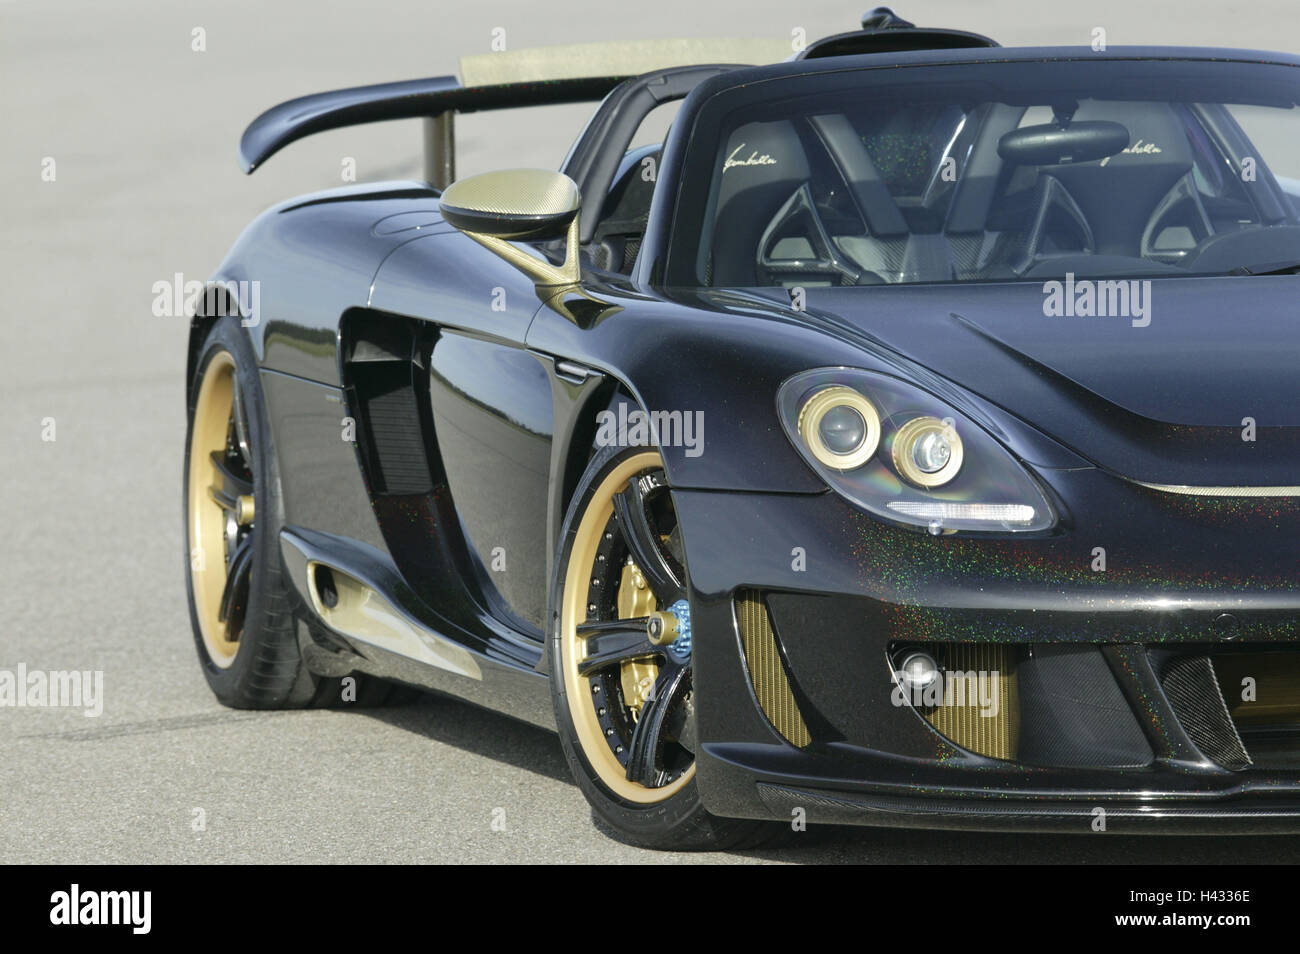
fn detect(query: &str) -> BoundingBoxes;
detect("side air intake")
[735,592,812,747]
[1161,654,1251,771]
[1213,650,1300,768]
[919,644,1020,761]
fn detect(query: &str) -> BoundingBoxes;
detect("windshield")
[666,57,1300,287]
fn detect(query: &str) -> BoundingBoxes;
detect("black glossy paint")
[428,332,553,632]
[193,45,1300,830]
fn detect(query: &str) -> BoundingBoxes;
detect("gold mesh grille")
[736,592,812,748]
[922,644,1019,760]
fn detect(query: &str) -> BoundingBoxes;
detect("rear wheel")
[184,319,408,708]
[549,445,776,849]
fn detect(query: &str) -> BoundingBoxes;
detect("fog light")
[896,650,941,693]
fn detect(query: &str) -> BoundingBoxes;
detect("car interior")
[586,143,662,274]
[701,96,1300,286]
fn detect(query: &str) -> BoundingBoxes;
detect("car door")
[369,231,555,636]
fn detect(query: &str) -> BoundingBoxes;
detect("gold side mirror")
[440,169,581,288]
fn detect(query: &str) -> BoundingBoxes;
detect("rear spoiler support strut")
[422,114,455,190]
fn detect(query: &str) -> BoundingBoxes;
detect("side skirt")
[279,526,555,730]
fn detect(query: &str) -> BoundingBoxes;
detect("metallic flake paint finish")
[192,45,1300,832]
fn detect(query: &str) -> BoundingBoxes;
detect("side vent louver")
[736,592,812,748]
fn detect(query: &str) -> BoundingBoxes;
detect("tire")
[183,318,410,709]
[548,443,777,850]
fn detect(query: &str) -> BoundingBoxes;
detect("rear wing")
[238,38,789,189]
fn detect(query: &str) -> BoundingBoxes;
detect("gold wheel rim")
[187,351,253,669]
[560,452,695,804]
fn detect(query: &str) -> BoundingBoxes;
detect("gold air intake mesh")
[736,592,812,748]
[923,644,1019,760]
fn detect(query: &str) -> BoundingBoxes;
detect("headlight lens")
[893,415,963,487]
[819,405,866,454]
[797,385,880,469]
[779,369,1055,533]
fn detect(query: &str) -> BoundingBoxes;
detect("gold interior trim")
[735,592,811,748]
[560,452,694,804]
[187,350,240,669]
[922,644,1019,760]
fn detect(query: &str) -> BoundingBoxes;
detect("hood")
[766,275,1300,486]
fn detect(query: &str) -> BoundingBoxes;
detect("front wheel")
[549,445,774,849]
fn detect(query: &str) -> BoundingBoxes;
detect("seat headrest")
[1045,101,1194,255]
[709,120,812,285]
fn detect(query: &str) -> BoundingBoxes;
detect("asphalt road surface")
[4,0,1300,864]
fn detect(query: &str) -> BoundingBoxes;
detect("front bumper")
[673,466,1300,832]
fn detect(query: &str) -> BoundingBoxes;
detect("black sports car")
[185,9,1300,848]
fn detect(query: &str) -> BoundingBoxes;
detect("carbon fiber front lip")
[1132,480,1300,498]
[757,782,1300,833]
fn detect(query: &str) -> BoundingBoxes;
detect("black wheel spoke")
[217,533,254,632]
[231,379,253,468]
[626,661,690,787]
[208,486,240,513]
[576,618,659,676]
[612,475,685,605]
[210,451,252,496]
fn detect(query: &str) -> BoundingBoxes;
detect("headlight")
[778,368,1056,533]
[892,416,963,487]
[797,386,881,470]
